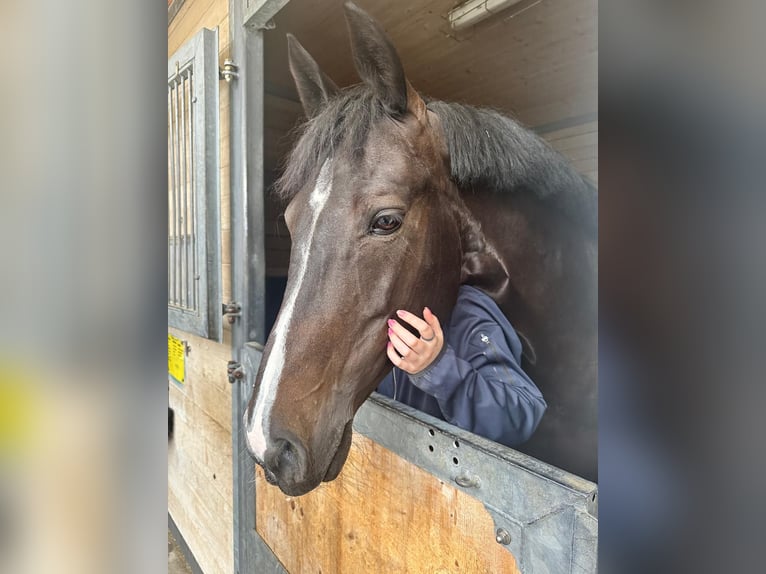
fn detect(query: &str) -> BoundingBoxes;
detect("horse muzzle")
[246,420,354,496]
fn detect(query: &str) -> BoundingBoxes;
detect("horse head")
[244,2,506,495]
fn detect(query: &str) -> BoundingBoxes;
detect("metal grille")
[168,64,198,312]
[167,28,221,341]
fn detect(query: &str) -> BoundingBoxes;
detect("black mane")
[275,86,596,230]
[427,101,597,229]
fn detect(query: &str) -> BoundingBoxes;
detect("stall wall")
[542,120,598,184]
[256,433,522,573]
[168,1,233,573]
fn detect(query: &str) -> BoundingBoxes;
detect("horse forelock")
[275,85,391,204]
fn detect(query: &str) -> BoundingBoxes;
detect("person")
[378,285,546,447]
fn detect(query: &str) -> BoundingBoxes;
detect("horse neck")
[461,189,597,347]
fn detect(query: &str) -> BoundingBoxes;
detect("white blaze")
[246,160,333,459]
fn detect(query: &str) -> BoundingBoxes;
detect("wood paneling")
[168,325,233,574]
[542,120,598,183]
[256,433,521,574]
[168,1,233,573]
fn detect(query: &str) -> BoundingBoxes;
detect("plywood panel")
[256,433,521,574]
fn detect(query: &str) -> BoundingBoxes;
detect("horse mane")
[426,101,597,231]
[275,86,596,231]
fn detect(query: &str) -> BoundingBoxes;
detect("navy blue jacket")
[378,285,546,447]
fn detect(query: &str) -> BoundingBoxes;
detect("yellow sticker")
[168,334,186,383]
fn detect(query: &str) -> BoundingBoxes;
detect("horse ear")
[460,222,510,304]
[344,1,412,116]
[459,225,538,364]
[287,34,339,118]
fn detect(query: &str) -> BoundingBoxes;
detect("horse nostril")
[264,436,306,485]
[272,438,296,471]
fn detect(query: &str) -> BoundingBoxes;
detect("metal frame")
[230,0,285,572]
[167,28,222,341]
[243,0,291,29]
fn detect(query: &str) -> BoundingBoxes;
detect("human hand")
[386,307,444,374]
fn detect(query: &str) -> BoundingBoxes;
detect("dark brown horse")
[244,2,597,496]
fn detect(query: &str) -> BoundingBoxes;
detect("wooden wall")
[542,120,598,184]
[168,1,234,573]
[256,433,522,574]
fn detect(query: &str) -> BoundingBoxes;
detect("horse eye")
[371,211,403,235]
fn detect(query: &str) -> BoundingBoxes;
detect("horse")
[244,1,597,496]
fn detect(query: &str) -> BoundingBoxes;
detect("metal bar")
[174,77,182,306]
[198,28,222,341]
[170,81,179,306]
[188,68,197,311]
[179,73,187,308]
[184,71,193,310]
[230,0,283,570]
[167,86,174,304]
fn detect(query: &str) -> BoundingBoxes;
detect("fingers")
[386,307,445,374]
[396,309,435,340]
[388,318,420,348]
[386,342,402,367]
[388,329,414,358]
[423,307,442,334]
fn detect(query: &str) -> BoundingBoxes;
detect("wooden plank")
[568,157,597,175]
[168,0,226,56]
[168,450,233,574]
[547,131,598,152]
[169,384,233,505]
[221,228,231,264]
[543,120,598,141]
[169,327,232,432]
[557,145,597,162]
[256,433,521,574]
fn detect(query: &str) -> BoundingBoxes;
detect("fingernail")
[387,319,394,326]
[388,328,392,335]
[424,307,430,313]
[396,310,404,317]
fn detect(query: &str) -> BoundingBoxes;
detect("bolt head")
[495,528,511,545]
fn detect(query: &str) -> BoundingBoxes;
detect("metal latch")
[219,59,239,82]
[222,301,241,324]
[227,361,244,384]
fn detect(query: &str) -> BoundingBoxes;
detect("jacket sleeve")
[408,310,547,447]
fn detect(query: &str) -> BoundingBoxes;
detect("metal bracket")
[227,360,244,383]
[219,59,239,82]
[222,301,242,324]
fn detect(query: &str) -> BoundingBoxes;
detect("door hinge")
[227,361,244,384]
[222,301,241,324]
[219,59,239,83]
